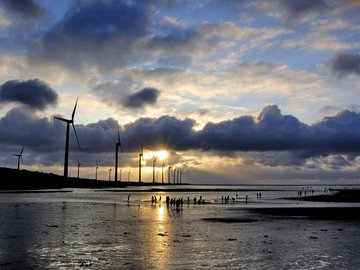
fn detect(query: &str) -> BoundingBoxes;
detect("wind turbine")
[138,144,144,183]
[152,155,157,183]
[173,168,177,184]
[177,169,180,184]
[180,170,184,184]
[13,145,24,170]
[95,160,99,180]
[109,167,112,181]
[168,166,172,184]
[161,162,165,184]
[76,157,81,178]
[114,124,124,182]
[54,97,80,178]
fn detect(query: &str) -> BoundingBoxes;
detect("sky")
[1,0,360,184]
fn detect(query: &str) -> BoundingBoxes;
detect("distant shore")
[0,167,184,190]
[285,189,360,203]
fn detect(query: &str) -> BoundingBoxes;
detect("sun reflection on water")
[146,201,174,268]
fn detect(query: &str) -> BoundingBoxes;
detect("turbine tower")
[13,145,24,170]
[161,162,165,184]
[114,124,124,182]
[54,97,80,178]
[138,144,144,183]
[173,168,177,184]
[76,157,81,178]
[168,166,172,184]
[95,160,98,180]
[152,155,157,183]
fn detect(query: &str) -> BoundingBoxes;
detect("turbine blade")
[71,97,78,121]
[20,145,24,155]
[21,156,24,165]
[117,125,124,152]
[54,116,68,122]
[117,125,120,143]
[72,123,81,149]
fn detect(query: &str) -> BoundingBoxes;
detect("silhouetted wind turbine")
[54,97,80,178]
[173,168,177,184]
[168,166,172,184]
[180,170,184,184]
[95,160,99,180]
[138,144,144,183]
[161,162,165,184]
[109,167,112,181]
[114,124,124,182]
[13,145,24,170]
[152,155,157,183]
[76,157,81,178]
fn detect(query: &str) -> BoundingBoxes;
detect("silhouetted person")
[245,195,248,203]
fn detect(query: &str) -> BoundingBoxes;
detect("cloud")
[255,0,356,23]
[2,104,360,169]
[0,79,58,110]
[0,107,62,152]
[278,0,333,20]
[199,105,310,151]
[122,87,160,109]
[122,115,197,151]
[330,52,360,77]
[1,0,45,21]
[28,1,152,70]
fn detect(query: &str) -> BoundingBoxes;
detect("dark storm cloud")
[3,104,360,167]
[199,105,310,151]
[199,105,360,153]
[122,115,197,151]
[122,88,160,109]
[29,1,152,69]
[330,52,360,77]
[1,0,45,21]
[0,79,58,110]
[0,107,62,152]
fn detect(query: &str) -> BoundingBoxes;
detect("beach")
[1,185,360,269]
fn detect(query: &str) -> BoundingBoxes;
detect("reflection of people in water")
[245,195,248,203]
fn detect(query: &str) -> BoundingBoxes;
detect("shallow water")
[1,185,360,269]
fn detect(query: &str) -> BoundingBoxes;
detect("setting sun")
[152,150,168,161]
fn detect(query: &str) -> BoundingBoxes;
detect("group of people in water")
[221,194,251,203]
[146,192,267,207]
[150,195,206,208]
